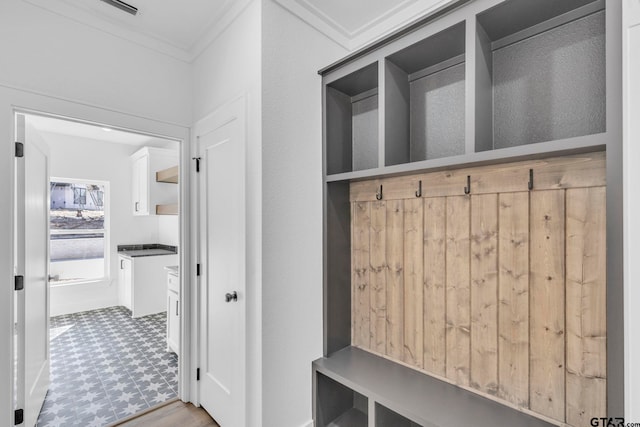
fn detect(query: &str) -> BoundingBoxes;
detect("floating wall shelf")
[156,165,179,184]
[155,203,178,215]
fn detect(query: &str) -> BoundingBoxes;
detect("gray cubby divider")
[316,372,368,427]
[326,62,379,175]
[385,22,466,165]
[475,0,606,151]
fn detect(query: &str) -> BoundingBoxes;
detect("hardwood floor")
[111,399,220,427]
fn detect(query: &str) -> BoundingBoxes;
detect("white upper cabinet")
[131,147,178,216]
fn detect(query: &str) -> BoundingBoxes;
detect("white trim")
[272,0,351,48]
[189,0,254,61]
[0,81,190,130]
[299,420,314,427]
[272,0,457,50]
[350,0,458,49]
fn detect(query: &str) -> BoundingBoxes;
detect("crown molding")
[273,0,456,50]
[189,0,253,61]
[350,0,458,49]
[272,0,352,48]
[22,0,254,63]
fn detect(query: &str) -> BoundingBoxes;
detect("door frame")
[0,86,193,426]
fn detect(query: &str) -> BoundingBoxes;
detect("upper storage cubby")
[475,0,606,152]
[326,62,379,175]
[385,22,466,165]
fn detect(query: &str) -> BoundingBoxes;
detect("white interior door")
[197,100,246,427]
[15,114,50,427]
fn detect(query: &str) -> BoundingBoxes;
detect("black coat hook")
[415,180,422,197]
[376,185,383,200]
[528,169,534,191]
[464,175,471,195]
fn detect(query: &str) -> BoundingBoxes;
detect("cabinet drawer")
[168,273,179,294]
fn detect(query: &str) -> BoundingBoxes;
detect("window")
[72,186,86,206]
[50,179,109,285]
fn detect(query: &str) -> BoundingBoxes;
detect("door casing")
[2,88,192,426]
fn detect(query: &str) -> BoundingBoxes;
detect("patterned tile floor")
[37,306,178,427]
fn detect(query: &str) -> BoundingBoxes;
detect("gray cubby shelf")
[325,131,606,183]
[314,347,554,427]
[475,0,606,152]
[385,21,466,165]
[326,62,379,175]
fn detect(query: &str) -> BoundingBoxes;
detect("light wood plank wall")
[349,152,606,426]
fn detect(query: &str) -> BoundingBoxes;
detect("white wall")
[261,2,347,426]
[42,130,166,316]
[159,216,180,247]
[192,2,263,425]
[0,0,192,126]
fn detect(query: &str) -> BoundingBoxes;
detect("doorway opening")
[14,111,185,427]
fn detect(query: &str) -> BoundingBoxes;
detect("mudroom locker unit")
[313,0,623,426]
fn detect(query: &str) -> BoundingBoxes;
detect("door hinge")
[192,157,201,173]
[196,368,200,381]
[196,264,201,276]
[14,275,24,291]
[15,408,24,425]
[15,142,24,158]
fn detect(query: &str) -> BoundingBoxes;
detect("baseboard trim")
[300,419,314,427]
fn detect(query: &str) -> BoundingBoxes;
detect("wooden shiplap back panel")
[349,152,606,426]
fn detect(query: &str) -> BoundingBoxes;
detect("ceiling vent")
[99,0,138,16]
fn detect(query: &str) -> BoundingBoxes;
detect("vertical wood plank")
[369,201,387,354]
[530,190,565,421]
[445,196,471,386]
[565,187,607,426]
[386,200,404,361]
[404,198,424,368]
[423,197,446,376]
[498,192,530,406]
[352,202,371,349]
[470,194,499,395]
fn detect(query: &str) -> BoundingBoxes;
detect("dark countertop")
[117,244,178,258]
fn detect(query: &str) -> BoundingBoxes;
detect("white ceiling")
[23,0,454,60]
[27,114,173,147]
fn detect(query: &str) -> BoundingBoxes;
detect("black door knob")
[225,291,238,303]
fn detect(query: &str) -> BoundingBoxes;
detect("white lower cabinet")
[119,257,132,310]
[166,272,180,354]
[118,254,179,318]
